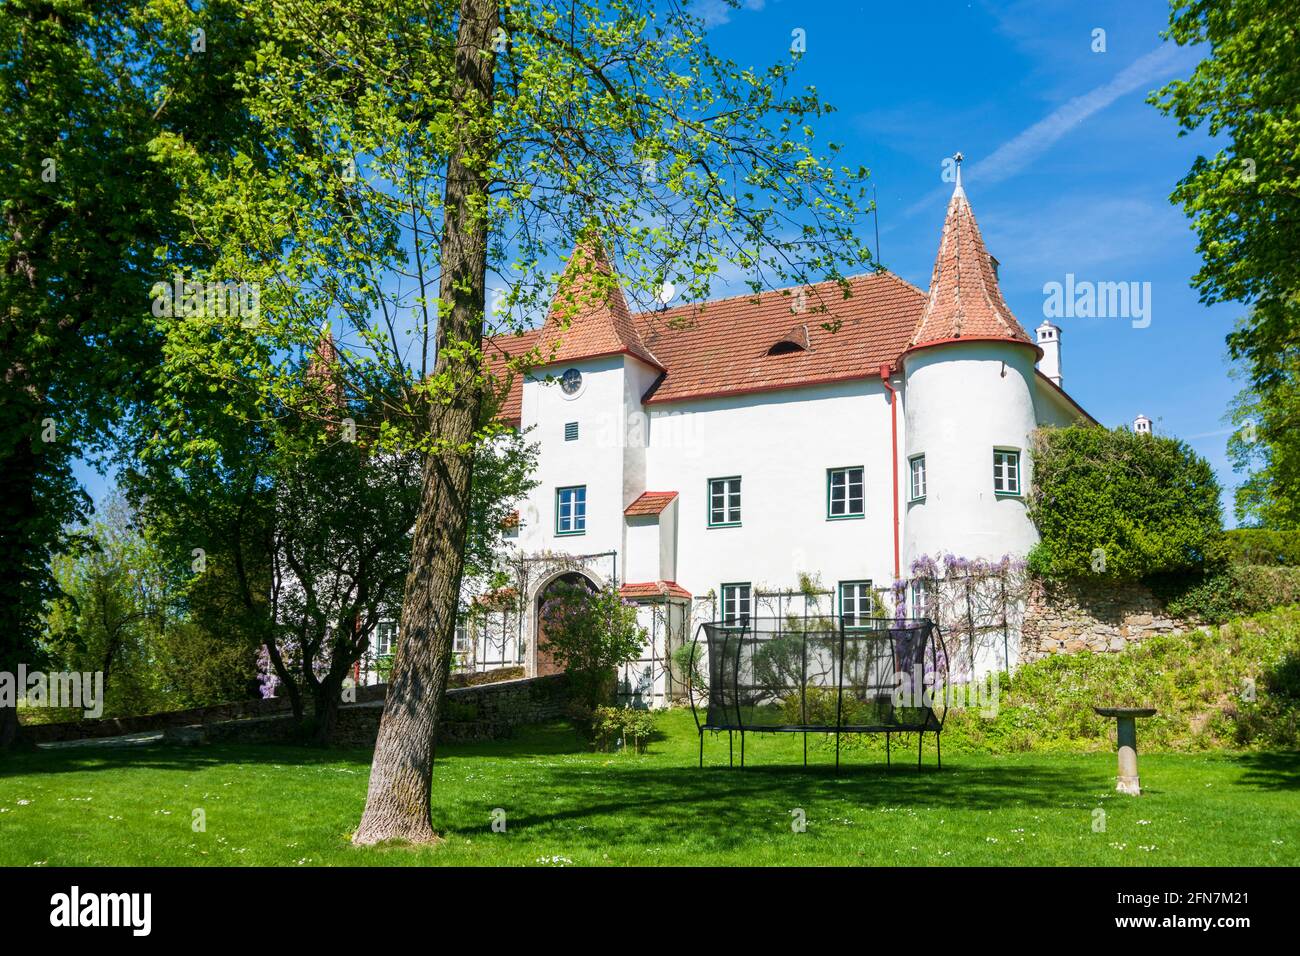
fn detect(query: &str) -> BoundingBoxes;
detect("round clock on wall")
[559,368,583,396]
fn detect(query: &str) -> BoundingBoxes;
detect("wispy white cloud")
[696,0,767,29]
[904,43,1200,217]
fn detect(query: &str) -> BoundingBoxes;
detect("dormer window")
[767,340,806,355]
[767,323,810,356]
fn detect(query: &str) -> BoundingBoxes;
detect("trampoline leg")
[917,731,922,771]
[728,731,733,768]
[937,732,942,770]
[886,732,891,769]
[699,729,704,768]
[835,731,840,774]
[740,731,746,768]
[803,732,807,768]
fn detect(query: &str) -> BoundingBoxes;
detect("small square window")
[909,455,926,501]
[827,467,865,518]
[564,421,579,441]
[721,583,751,627]
[708,477,742,526]
[556,485,587,534]
[993,449,1021,496]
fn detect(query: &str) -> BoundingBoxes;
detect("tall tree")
[1151,0,1300,521]
[151,0,873,841]
[0,0,256,747]
[1151,0,1300,378]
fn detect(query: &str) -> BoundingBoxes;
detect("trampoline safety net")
[687,618,949,766]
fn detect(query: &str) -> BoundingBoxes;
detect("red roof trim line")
[899,335,1044,363]
[619,581,692,600]
[531,346,666,374]
[624,491,679,516]
[641,369,887,407]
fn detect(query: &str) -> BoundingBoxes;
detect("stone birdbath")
[1094,707,1157,795]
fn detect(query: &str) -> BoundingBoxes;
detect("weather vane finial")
[954,151,964,189]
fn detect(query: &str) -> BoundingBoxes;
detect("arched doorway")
[534,571,599,677]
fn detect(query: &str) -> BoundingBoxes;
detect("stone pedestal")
[1094,707,1156,796]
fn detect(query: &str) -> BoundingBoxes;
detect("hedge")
[1026,425,1223,580]
[1153,564,1300,624]
[1224,528,1300,567]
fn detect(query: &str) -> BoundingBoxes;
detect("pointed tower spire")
[905,157,1034,353]
[540,230,663,370]
[306,322,346,413]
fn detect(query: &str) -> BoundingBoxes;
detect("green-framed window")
[909,454,926,501]
[374,621,397,657]
[708,476,742,527]
[908,579,930,620]
[827,466,865,519]
[838,580,877,630]
[555,485,587,535]
[720,582,751,627]
[993,449,1021,496]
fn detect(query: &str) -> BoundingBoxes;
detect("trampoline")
[686,617,948,770]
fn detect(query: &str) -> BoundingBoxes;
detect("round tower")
[901,160,1043,570]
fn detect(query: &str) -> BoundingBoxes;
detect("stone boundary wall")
[25,667,531,744]
[188,674,570,748]
[1021,577,1194,663]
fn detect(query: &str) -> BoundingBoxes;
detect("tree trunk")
[312,679,342,746]
[0,429,41,752]
[353,0,498,845]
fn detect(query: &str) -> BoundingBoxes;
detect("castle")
[371,174,1100,704]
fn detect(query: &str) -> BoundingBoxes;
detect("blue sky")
[699,0,1244,522]
[79,0,1245,521]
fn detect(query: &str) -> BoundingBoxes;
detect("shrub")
[1026,425,1224,580]
[591,705,658,753]
[539,583,646,710]
[670,641,707,699]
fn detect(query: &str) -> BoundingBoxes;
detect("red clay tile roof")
[637,271,926,405]
[906,184,1035,354]
[535,234,663,372]
[485,327,542,426]
[620,581,691,600]
[485,190,1072,420]
[485,272,924,421]
[624,491,679,516]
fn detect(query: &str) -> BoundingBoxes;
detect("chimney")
[1133,414,1152,436]
[1036,320,1062,386]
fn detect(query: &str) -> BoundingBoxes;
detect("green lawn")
[1,710,1296,866]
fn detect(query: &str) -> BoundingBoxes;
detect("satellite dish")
[656,281,676,305]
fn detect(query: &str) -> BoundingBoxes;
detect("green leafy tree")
[1151,0,1300,524]
[1151,0,1300,376]
[44,495,166,717]
[1027,426,1225,580]
[0,0,258,747]
[150,0,872,842]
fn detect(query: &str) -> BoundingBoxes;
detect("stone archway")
[534,571,599,677]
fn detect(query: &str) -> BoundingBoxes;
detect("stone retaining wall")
[24,667,533,744]
[178,674,569,748]
[1021,577,1194,663]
